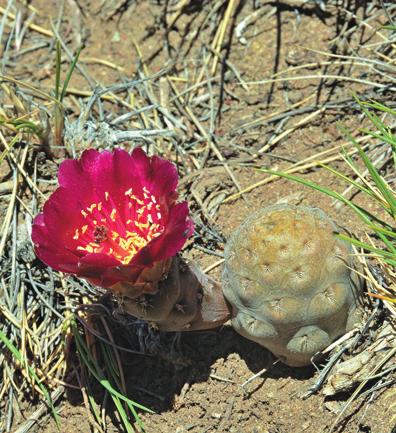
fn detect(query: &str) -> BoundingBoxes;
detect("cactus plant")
[32,147,231,332]
[121,256,230,331]
[222,204,363,367]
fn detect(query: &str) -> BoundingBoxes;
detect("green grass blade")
[72,320,153,433]
[73,327,153,412]
[55,40,61,101]
[359,129,396,150]
[359,105,387,134]
[128,401,146,431]
[87,390,103,428]
[341,147,396,217]
[112,395,134,433]
[0,135,20,165]
[355,142,396,215]
[100,342,122,389]
[336,234,396,266]
[339,124,396,215]
[361,99,396,117]
[258,168,372,223]
[320,162,376,200]
[259,168,396,254]
[98,333,146,431]
[59,45,84,102]
[367,224,396,239]
[0,329,60,427]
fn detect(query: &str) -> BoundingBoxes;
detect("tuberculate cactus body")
[121,256,231,332]
[222,204,362,367]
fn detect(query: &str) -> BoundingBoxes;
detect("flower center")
[94,225,108,243]
[72,186,164,264]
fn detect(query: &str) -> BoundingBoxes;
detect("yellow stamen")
[73,187,164,265]
[87,203,97,213]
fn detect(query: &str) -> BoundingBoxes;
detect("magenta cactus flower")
[32,148,194,291]
[32,147,230,332]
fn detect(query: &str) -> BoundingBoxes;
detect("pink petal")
[79,253,143,287]
[32,212,80,272]
[41,188,86,248]
[77,253,120,284]
[129,148,178,197]
[34,247,80,273]
[130,201,194,266]
[149,154,178,198]
[58,149,119,203]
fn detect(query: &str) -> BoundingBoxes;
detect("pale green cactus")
[222,204,363,367]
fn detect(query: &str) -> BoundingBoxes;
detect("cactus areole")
[222,204,362,367]
[32,148,230,331]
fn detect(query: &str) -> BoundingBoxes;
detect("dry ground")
[1,1,396,433]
